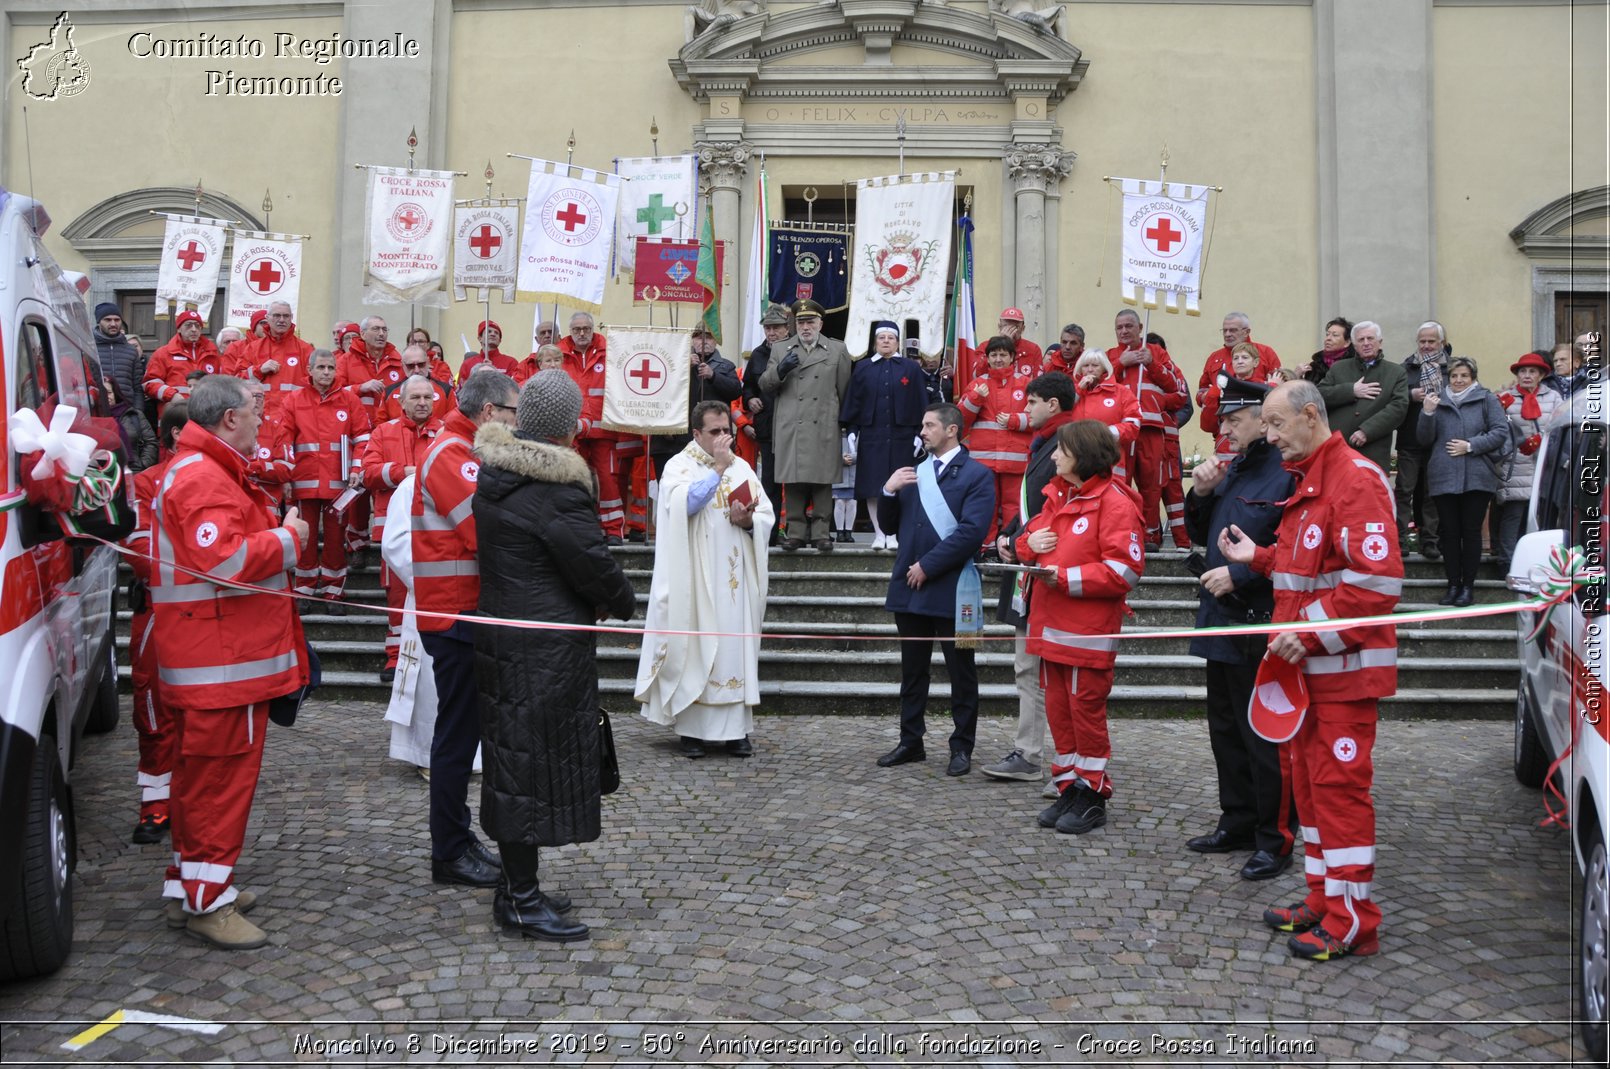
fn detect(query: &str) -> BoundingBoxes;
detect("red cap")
[175,310,205,328]
[341,321,361,337]
[478,320,501,338]
[249,309,268,328]
[1510,351,1553,375]
[1249,652,1309,743]
[999,307,1025,322]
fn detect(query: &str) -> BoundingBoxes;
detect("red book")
[727,479,754,509]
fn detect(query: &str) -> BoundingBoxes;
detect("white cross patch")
[195,521,219,548]
[1333,736,1358,763]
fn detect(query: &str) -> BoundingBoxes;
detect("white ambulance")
[0,188,123,981]
[1509,371,1608,1061]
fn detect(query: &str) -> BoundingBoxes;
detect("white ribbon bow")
[9,404,98,480]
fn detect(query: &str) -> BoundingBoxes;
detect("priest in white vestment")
[636,401,773,757]
[382,474,481,774]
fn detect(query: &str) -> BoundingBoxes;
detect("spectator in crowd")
[515,343,565,384]
[215,326,246,376]
[958,335,1033,551]
[333,322,360,356]
[144,310,223,418]
[1149,330,1193,551]
[339,316,406,426]
[423,341,455,385]
[1395,322,1451,561]
[381,345,454,424]
[1494,352,1566,571]
[1305,317,1355,384]
[534,320,558,350]
[1200,343,1269,437]
[840,322,928,550]
[1417,356,1509,608]
[1316,321,1408,474]
[105,376,158,472]
[405,327,432,350]
[1107,309,1188,550]
[1042,323,1086,376]
[1198,312,1280,408]
[94,302,145,413]
[557,312,630,544]
[918,347,954,405]
[1067,351,1140,478]
[966,307,1041,381]
[281,349,371,611]
[235,300,313,418]
[244,382,293,508]
[460,320,519,382]
[740,304,792,542]
[472,369,636,942]
[1548,333,1600,396]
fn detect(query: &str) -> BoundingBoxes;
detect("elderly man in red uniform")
[1197,312,1281,413]
[1220,378,1402,962]
[380,344,454,423]
[458,320,519,381]
[339,316,406,426]
[281,350,371,609]
[151,374,310,949]
[144,311,223,418]
[362,374,441,681]
[1107,309,1189,551]
[413,367,520,886]
[558,311,628,542]
[235,300,313,417]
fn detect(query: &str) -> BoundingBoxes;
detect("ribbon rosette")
[9,404,97,481]
[1522,543,1607,642]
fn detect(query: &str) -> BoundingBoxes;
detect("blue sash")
[917,459,983,639]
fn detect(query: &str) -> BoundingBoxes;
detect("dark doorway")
[1556,290,1608,346]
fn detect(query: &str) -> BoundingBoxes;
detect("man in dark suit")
[876,402,995,776]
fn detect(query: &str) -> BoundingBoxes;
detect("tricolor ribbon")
[1522,543,1602,643]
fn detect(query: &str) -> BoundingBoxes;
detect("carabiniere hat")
[1215,373,1272,418]
[792,298,825,319]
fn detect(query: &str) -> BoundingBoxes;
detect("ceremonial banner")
[224,231,302,328]
[601,328,692,435]
[697,202,721,341]
[740,167,770,354]
[633,238,724,304]
[1118,178,1212,314]
[614,155,697,273]
[767,227,850,312]
[452,201,520,302]
[362,166,456,307]
[517,159,620,315]
[155,215,227,319]
[946,213,978,378]
[846,172,954,358]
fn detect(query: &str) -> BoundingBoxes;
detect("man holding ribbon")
[876,403,994,776]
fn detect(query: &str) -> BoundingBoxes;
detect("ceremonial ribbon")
[9,404,98,480]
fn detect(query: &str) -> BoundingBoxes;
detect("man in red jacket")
[458,320,519,381]
[339,316,406,426]
[234,300,313,417]
[1220,379,1402,962]
[1197,312,1281,409]
[558,312,627,542]
[411,367,519,887]
[379,345,454,423]
[144,310,223,418]
[362,375,441,680]
[280,350,371,609]
[1107,309,1188,550]
[151,375,310,949]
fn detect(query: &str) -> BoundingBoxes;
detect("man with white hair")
[1197,312,1280,413]
[1314,321,1408,474]
[234,299,313,418]
[1394,321,1450,559]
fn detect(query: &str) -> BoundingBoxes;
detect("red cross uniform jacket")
[1196,341,1281,408]
[150,421,308,709]
[1015,473,1146,669]
[1107,343,1188,431]
[281,384,372,502]
[144,335,223,413]
[411,410,480,632]
[338,339,406,423]
[559,335,613,441]
[958,368,1032,474]
[246,412,294,507]
[1249,431,1403,701]
[1070,379,1142,451]
[235,330,313,416]
[458,348,518,384]
[379,375,454,424]
[361,415,441,541]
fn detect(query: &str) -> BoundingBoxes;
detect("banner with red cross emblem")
[154,215,228,320]
[517,159,621,315]
[452,201,520,302]
[362,165,456,307]
[224,231,303,329]
[600,327,691,435]
[1118,177,1212,315]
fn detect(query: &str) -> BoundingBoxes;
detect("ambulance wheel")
[1581,826,1608,1063]
[0,734,75,981]
[1513,682,1548,789]
[84,644,120,735]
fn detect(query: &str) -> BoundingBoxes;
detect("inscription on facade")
[744,103,1006,125]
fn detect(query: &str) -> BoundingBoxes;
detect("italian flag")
[947,213,977,381]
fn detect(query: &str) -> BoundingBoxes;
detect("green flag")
[697,199,721,342]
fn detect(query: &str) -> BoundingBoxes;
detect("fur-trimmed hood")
[473,421,592,497]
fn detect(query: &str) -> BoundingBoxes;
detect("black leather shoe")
[946,751,971,777]
[1037,787,1082,828]
[606,535,625,547]
[1239,850,1292,882]
[495,894,589,942]
[876,742,926,767]
[379,668,396,684]
[679,736,706,758]
[813,537,834,552]
[1437,584,1459,606]
[432,850,500,888]
[1054,791,1106,835]
[726,736,754,757]
[780,537,804,552]
[466,839,501,870]
[1186,828,1255,854]
[495,885,573,917]
[1453,584,1475,608]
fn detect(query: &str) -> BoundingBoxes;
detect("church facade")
[3,0,1604,452]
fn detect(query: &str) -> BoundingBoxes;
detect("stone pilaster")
[695,140,754,345]
[1004,146,1074,342]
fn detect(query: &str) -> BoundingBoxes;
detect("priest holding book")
[636,400,774,758]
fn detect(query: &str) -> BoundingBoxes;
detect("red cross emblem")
[469,224,502,258]
[624,353,667,396]
[1143,215,1184,255]
[175,241,206,271]
[555,203,587,232]
[397,207,422,231]
[247,259,282,294]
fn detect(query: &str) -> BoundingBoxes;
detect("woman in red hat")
[1493,351,1564,570]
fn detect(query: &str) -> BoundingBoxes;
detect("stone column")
[1005,147,1075,343]
[694,140,753,348]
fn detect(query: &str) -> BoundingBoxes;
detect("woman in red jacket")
[1016,419,1145,836]
[1067,350,1141,480]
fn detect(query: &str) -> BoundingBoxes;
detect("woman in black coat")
[472,369,636,942]
[1304,316,1355,385]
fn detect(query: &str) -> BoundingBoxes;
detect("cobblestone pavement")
[0,699,1588,1065]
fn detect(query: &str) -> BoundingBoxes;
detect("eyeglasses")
[492,403,517,413]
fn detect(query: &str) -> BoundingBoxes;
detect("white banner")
[846,172,954,357]
[615,155,697,274]
[362,166,456,307]
[1118,178,1212,315]
[155,216,228,320]
[517,160,620,315]
[601,328,691,435]
[225,232,303,328]
[452,201,520,302]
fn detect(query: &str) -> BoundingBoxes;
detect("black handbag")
[598,707,620,796]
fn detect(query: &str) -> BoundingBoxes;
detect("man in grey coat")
[758,299,853,551]
[1317,320,1409,474]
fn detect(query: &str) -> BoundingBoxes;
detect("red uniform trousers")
[381,561,407,668]
[293,498,349,600]
[164,702,270,914]
[1127,428,1167,542]
[344,496,372,554]
[129,609,176,822]
[1288,699,1381,946]
[1041,661,1116,798]
[1160,438,1190,548]
[985,472,1023,547]
[579,438,625,537]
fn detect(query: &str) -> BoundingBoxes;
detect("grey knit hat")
[517,368,582,441]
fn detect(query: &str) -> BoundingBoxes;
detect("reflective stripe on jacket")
[411,410,480,631]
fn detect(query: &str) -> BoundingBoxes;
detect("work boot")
[167,890,257,929]
[1262,900,1324,932]
[1287,925,1379,960]
[132,813,170,844]
[184,902,268,949]
[1037,786,1082,828]
[1054,789,1107,835]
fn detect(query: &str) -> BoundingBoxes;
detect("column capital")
[1005,146,1075,195]
[694,140,756,190]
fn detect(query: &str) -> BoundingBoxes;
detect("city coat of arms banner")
[225,231,303,329]
[615,155,697,275]
[633,237,725,304]
[767,227,850,312]
[600,327,691,436]
[517,159,620,315]
[846,172,954,358]
[1117,178,1213,315]
[362,166,456,307]
[452,201,520,303]
[155,215,228,320]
